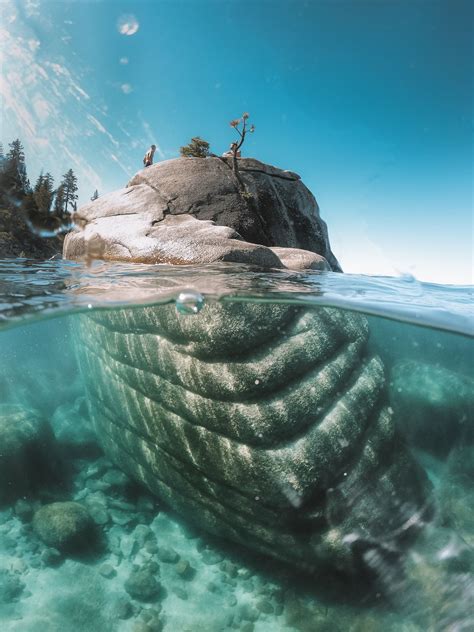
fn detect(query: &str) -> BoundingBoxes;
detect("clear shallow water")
[0,258,472,631]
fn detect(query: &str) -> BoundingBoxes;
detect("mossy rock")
[33,501,96,552]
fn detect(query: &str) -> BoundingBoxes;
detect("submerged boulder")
[73,300,430,577]
[33,501,96,552]
[390,361,474,456]
[0,404,59,505]
[64,158,431,578]
[63,157,340,271]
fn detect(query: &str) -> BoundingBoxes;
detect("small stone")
[201,550,223,565]
[41,547,63,567]
[102,469,129,487]
[86,478,110,492]
[147,618,163,632]
[207,582,218,593]
[220,560,238,577]
[239,569,253,580]
[256,599,274,614]
[240,623,254,632]
[157,546,178,563]
[0,569,25,603]
[136,496,156,513]
[99,563,116,579]
[110,509,134,526]
[132,524,154,548]
[274,603,284,616]
[242,579,255,593]
[172,586,188,600]
[115,596,133,619]
[121,535,139,559]
[132,622,151,632]
[227,595,237,607]
[88,506,109,526]
[239,604,259,622]
[124,568,161,602]
[174,559,194,580]
[145,540,158,554]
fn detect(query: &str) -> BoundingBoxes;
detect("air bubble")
[175,291,204,315]
[254,379,260,385]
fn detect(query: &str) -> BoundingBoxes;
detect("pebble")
[201,550,223,565]
[110,509,134,526]
[41,548,62,567]
[174,559,194,580]
[136,496,156,513]
[238,604,259,622]
[256,599,274,614]
[227,595,238,607]
[121,535,139,559]
[99,563,116,579]
[145,540,159,554]
[115,596,133,620]
[124,567,161,602]
[240,623,254,632]
[157,546,179,563]
[102,469,129,487]
[172,586,188,600]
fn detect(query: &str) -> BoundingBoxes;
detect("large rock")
[65,158,430,578]
[0,404,59,505]
[63,157,340,270]
[74,299,431,577]
[33,501,96,552]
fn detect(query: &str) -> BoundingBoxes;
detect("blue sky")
[1,0,472,283]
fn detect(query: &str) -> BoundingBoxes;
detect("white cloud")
[119,57,129,65]
[120,83,133,94]
[117,14,139,36]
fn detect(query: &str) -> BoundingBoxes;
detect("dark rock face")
[75,301,430,576]
[128,158,340,269]
[63,157,340,271]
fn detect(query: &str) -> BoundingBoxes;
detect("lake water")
[0,258,472,631]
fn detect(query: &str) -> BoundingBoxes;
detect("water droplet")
[175,291,204,315]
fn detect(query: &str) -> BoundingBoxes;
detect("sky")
[0,0,472,284]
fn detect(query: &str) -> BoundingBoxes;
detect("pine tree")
[91,189,99,201]
[33,172,55,215]
[180,137,211,158]
[53,184,66,217]
[0,143,4,162]
[4,139,30,197]
[59,168,78,214]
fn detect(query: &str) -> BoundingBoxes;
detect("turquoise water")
[0,259,472,631]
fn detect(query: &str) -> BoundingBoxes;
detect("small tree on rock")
[180,137,211,158]
[91,189,99,201]
[228,113,255,191]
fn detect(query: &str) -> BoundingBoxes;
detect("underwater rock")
[0,404,59,505]
[50,400,99,455]
[33,501,96,552]
[0,568,25,603]
[73,300,431,578]
[124,566,162,602]
[64,157,340,270]
[390,360,474,455]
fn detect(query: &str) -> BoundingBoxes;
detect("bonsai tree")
[180,137,211,158]
[228,113,255,189]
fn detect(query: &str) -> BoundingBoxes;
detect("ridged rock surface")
[75,301,430,575]
[63,157,340,271]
